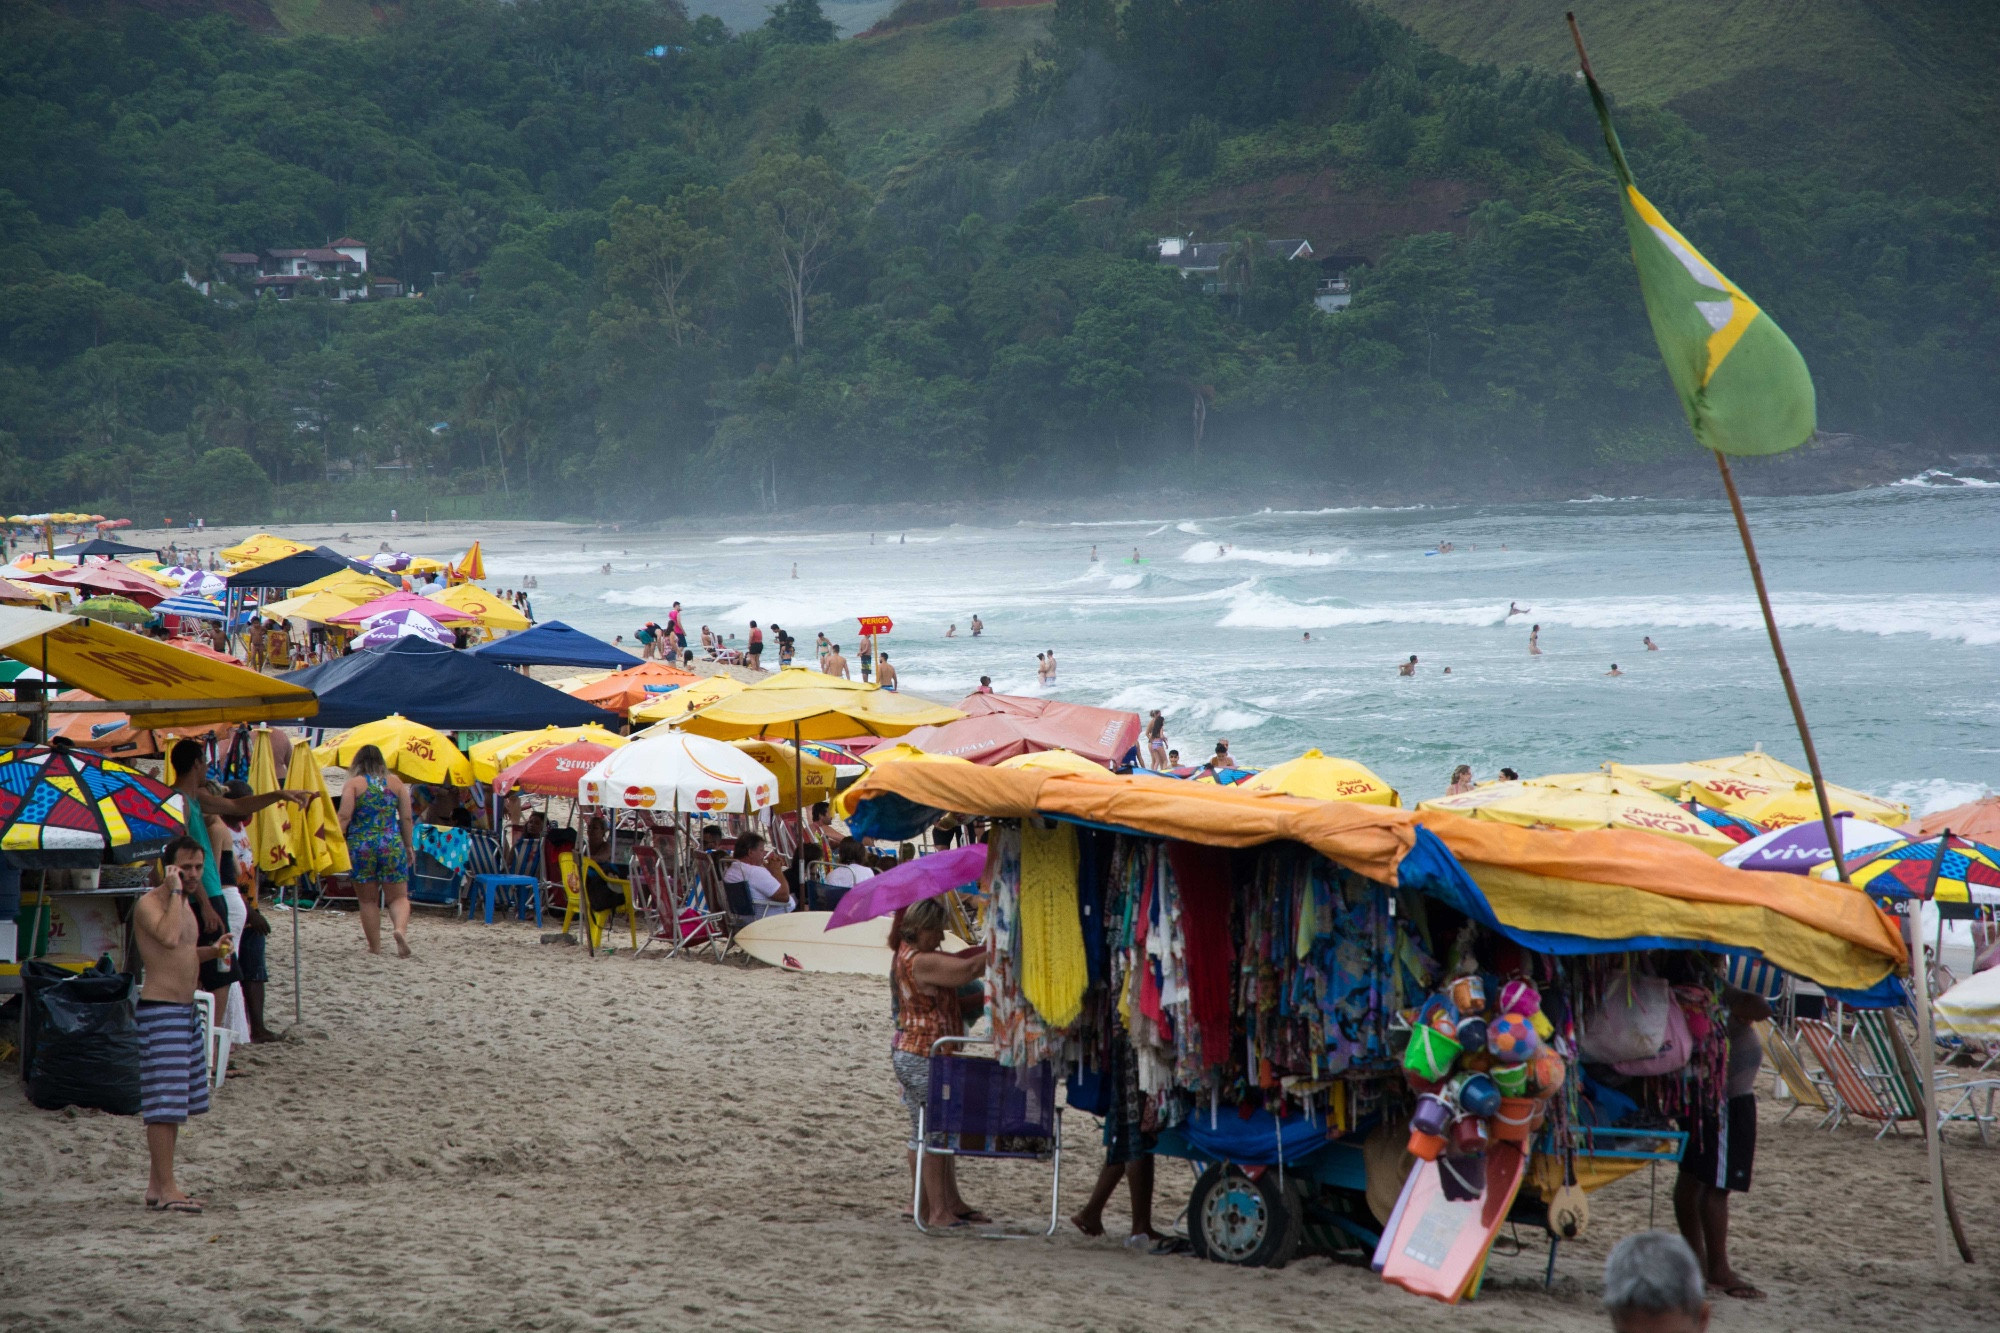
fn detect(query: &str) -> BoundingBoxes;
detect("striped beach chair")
[1757,1021,1830,1122]
[1796,1018,1914,1137]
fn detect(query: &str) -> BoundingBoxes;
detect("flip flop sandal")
[154,1199,204,1215]
[956,1209,992,1224]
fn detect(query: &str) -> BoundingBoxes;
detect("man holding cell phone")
[133,836,230,1215]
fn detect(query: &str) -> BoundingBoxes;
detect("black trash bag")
[22,957,142,1115]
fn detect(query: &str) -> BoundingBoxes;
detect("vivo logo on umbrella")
[622,785,656,808]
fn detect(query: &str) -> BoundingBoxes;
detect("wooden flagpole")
[1567,8,1966,1268]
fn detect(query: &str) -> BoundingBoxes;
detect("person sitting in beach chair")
[721,831,792,920]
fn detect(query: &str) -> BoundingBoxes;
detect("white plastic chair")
[191,991,231,1091]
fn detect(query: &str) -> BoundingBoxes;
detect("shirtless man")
[877,653,898,691]
[135,836,228,1214]
[1043,648,1056,681]
[1644,636,1660,651]
[1398,654,1418,676]
[970,615,983,637]
[825,643,850,680]
[1607,663,1625,677]
[945,624,957,638]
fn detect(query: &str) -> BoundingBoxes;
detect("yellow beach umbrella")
[1606,760,1907,827]
[996,748,1106,776]
[405,556,450,575]
[1239,748,1400,806]
[282,737,349,881]
[680,669,966,823]
[221,533,312,569]
[679,667,964,743]
[467,724,628,783]
[732,739,837,806]
[630,673,744,727]
[429,582,530,632]
[293,569,399,602]
[452,541,486,583]
[10,556,69,575]
[259,591,366,625]
[1728,783,1910,831]
[247,727,299,881]
[1418,778,1735,854]
[316,715,472,785]
[835,742,974,817]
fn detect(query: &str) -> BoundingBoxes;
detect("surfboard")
[733,911,969,975]
[1376,1139,1528,1303]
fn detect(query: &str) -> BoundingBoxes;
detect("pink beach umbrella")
[825,842,991,930]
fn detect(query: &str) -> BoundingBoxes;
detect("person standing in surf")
[1528,624,1542,655]
[1146,711,1168,770]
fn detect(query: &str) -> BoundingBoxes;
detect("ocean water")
[477,477,1999,811]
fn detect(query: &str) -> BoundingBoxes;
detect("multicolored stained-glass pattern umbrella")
[1838,834,2000,910]
[0,743,187,862]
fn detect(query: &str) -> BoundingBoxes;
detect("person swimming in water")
[1398,655,1418,676]
[1508,602,1528,617]
[1607,663,1624,677]
[945,624,957,638]
[1090,545,1098,562]
[1644,635,1659,651]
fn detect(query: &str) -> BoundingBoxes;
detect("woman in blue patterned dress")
[336,745,416,957]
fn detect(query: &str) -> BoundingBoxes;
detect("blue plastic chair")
[470,834,543,927]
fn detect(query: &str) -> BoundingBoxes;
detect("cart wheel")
[1187,1164,1300,1269]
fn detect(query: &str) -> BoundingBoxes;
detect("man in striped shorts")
[134,836,228,1215]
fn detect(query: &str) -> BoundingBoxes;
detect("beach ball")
[1487,1013,1539,1064]
[1448,974,1486,1015]
[1499,978,1541,1016]
[1530,1047,1567,1099]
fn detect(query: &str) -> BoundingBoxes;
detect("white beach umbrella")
[578,732,778,814]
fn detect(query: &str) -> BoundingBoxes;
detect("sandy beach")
[5,908,1996,1333]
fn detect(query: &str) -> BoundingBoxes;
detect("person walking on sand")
[1528,624,1541,655]
[336,745,416,957]
[134,835,229,1215]
[1399,655,1418,676]
[747,620,764,670]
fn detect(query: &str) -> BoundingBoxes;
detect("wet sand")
[3,909,1995,1332]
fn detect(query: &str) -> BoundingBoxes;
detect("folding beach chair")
[557,851,638,951]
[1853,1010,2000,1146]
[913,1036,1063,1238]
[663,852,731,960]
[407,848,466,915]
[1796,1018,1912,1136]
[1757,1021,1831,1123]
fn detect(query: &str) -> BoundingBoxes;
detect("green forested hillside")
[2,0,1993,521]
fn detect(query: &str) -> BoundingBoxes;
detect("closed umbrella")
[277,737,348,1025]
[245,727,298,882]
[316,715,472,785]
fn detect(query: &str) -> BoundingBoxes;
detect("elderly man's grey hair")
[1604,1231,1706,1315]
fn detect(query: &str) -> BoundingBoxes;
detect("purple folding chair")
[913,1036,1064,1237]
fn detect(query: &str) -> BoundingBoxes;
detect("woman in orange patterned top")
[892,898,990,1227]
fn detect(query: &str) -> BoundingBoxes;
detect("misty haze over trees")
[1,0,1993,519]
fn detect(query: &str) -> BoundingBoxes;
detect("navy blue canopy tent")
[278,638,623,730]
[472,620,641,670]
[52,537,156,558]
[225,545,381,589]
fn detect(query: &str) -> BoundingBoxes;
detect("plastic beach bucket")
[1493,1097,1538,1143]
[1402,1024,1463,1082]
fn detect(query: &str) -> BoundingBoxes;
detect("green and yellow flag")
[1584,71,1815,455]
